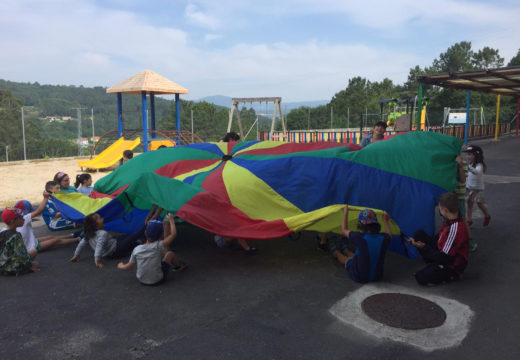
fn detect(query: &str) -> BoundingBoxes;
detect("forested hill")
[1,42,519,162]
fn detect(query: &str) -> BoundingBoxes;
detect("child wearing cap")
[0,207,37,275]
[407,192,469,286]
[0,193,79,258]
[329,205,392,283]
[118,214,187,285]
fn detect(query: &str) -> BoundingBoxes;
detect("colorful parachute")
[53,132,462,258]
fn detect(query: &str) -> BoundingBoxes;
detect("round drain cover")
[361,293,446,330]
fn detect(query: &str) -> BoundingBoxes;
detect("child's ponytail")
[75,173,91,188]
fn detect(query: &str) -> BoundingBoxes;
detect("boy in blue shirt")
[329,205,392,283]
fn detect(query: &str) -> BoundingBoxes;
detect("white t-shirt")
[0,213,38,250]
[129,241,165,285]
[467,163,485,190]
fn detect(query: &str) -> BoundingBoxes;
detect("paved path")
[1,135,519,359]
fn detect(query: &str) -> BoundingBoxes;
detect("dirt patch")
[0,156,112,208]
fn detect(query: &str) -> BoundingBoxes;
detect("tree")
[431,41,474,73]
[507,49,520,66]
[472,47,504,69]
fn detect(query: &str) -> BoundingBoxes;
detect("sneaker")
[327,238,338,255]
[483,215,491,227]
[171,261,187,272]
[469,239,478,252]
[244,247,258,255]
[317,242,329,252]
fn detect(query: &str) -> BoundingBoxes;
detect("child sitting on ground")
[118,214,186,285]
[69,213,141,268]
[75,173,94,196]
[329,205,392,283]
[42,181,75,231]
[53,172,78,193]
[407,192,469,286]
[0,197,79,259]
[0,207,38,275]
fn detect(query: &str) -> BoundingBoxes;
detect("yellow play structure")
[78,137,141,170]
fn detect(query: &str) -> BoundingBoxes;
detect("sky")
[0,0,519,102]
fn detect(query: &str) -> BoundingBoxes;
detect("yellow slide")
[78,137,141,170]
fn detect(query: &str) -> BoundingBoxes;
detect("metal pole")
[142,91,148,151]
[494,94,501,140]
[77,108,82,156]
[417,83,423,130]
[347,107,350,129]
[307,108,310,130]
[117,93,123,137]
[191,109,194,143]
[175,93,180,146]
[5,145,8,162]
[91,108,95,155]
[330,106,333,130]
[464,90,470,145]
[516,96,520,136]
[21,106,26,160]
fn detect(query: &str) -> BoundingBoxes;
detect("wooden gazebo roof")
[106,69,189,95]
[417,65,520,96]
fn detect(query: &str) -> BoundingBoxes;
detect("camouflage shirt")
[0,229,32,276]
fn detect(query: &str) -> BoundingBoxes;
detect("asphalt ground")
[1,135,519,359]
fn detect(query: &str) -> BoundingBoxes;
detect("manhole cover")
[361,293,447,330]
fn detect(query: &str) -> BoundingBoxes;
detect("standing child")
[69,213,141,268]
[75,174,94,196]
[0,207,38,275]
[407,192,469,286]
[329,205,392,283]
[465,145,491,228]
[118,214,187,285]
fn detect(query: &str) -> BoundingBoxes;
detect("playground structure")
[379,97,428,131]
[228,97,286,140]
[79,70,205,169]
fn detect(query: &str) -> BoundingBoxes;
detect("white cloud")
[184,2,221,30]
[204,34,222,42]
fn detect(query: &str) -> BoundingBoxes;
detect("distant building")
[62,116,73,121]
[91,136,100,143]
[78,137,89,147]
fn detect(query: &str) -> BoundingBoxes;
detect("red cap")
[2,207,23,224]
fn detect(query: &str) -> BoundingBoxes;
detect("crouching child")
[118,213,186,286]
[407,192,469,285]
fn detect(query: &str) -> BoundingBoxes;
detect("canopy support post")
[416,83,423,130]
[142,91,148,152]
[175,94,180,145]
[150,91,156,139]
[464,90,470,145]
[117,93,123,138]
[494,94,501,141]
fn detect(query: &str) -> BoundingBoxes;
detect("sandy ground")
[0,156,111,208]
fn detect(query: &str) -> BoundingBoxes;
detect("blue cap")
[145,220,164,240]
[15,200,35,215]
[358,209,378,225]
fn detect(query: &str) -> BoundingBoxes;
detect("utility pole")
[307,108,310,130]
[5,145,8,162]
[72,107,87,156]
[21,106,27,160]
[191,109,194,143]
[330,106,333,130]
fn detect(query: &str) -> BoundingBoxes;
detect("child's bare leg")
[466,199,474,222]
[38,237,79,251]
[163,251,180,267]
[236,238,251,251]
[28,248,38,260]
[477,202,490,218]
[318,232,327,245]
[335,249,354,266]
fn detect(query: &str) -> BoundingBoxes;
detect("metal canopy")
[417,65,520,96]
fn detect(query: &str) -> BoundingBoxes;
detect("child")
[120,150,133,165]
[0,197,79,259]
[75,173,93,196]
[69,213,141,268]
[360,121,387,147]
[213,235,257,254]
[53,172,78,193]
[118,214,187,285]
[455,154,475,252]
[407,192,469,286]
[329,205,392,283]
[0,207,38,275]
[465,145,491,227]
[43,181,75,231]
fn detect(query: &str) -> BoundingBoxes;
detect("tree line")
[1,41,519,161]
